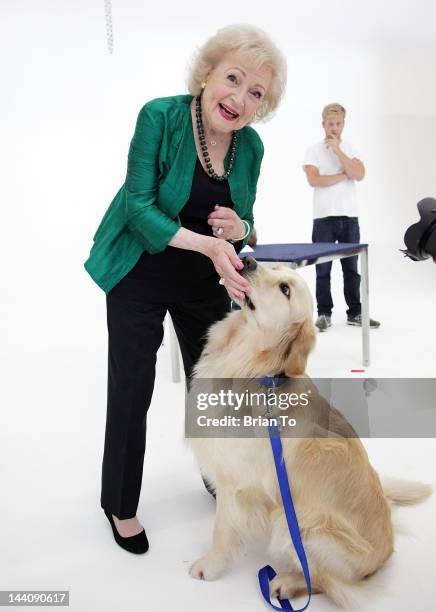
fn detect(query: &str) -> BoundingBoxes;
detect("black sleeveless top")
[119,157,243,302]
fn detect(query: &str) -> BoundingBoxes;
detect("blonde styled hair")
[322,103,346,121]
[186,24,287,122]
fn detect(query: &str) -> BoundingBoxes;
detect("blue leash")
[258,377,312,611]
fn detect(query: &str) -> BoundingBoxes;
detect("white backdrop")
[2,3,436,610]
[2,0,436,356]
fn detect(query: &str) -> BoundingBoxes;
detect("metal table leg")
[168,315,181,383]
[360,247,370,366]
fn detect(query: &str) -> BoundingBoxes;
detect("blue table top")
[242,242,367,263]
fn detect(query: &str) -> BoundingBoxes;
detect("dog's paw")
[270,572,308,600]
[189,553,226,581]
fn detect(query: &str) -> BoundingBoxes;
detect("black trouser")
[101,283,230,519]
[312,216,361,318]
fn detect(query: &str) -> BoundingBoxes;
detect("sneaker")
[315,314,332,332]
[347,314,380,328]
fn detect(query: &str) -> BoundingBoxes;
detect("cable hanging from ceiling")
[104,0,114,54]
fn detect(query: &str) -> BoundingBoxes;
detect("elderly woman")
[84,24,286,553]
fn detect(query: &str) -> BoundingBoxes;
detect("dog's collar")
[246,371,287,387]
[246,372,288,398]
[259,373,287,389]
[257,373,287,421]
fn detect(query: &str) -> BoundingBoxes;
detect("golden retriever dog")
[186,256,432,608]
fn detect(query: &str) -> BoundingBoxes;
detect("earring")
[201,81,206,89]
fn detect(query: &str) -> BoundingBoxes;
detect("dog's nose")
[242,256,257,272]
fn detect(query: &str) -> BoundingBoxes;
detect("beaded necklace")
[195,94,238,181]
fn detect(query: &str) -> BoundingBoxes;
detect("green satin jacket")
[83,94,264,293]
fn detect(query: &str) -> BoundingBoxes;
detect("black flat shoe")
[103,509,149,554]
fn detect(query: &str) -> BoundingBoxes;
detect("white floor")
[1,246,436,612]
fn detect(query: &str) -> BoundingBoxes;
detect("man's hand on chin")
[325,136,341,154]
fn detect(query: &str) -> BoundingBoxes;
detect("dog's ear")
[283,317,316,376]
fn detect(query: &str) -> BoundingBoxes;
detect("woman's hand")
[168,227,250,301]
[207,205,245,241]
[205,238,250,301]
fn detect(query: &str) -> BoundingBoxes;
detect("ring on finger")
[219,277,226,285]
[214,226,224,236]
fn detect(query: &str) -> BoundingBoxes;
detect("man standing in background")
[303,103,380,332]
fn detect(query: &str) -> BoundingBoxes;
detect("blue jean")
[312,216,361,318]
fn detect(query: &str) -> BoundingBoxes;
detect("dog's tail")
[381,477,433,506]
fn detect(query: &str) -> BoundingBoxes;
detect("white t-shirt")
[302,140,360,219]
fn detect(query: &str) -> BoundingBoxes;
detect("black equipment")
[402,197,436,261]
